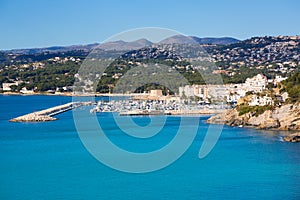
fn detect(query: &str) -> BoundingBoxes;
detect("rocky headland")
[207,103,300,142]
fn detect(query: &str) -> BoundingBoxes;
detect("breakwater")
[9,102,87,122]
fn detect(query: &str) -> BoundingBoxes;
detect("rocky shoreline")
[207,103,300,142]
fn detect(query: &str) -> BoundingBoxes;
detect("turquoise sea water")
[0,95,300,200]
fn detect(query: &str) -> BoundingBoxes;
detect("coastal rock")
[283,132,300,142]
[207,103,300,131]
[206,109,239,124]
[257,118,280,129]
[274,104,300,130]
[253,110,280,129]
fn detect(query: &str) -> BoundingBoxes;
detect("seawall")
[9,102,86,122]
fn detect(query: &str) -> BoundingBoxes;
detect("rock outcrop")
[283,132,300,142]
[207,103,300,131]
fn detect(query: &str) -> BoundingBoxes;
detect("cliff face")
[207,104,300,130]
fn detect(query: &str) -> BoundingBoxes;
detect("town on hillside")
[0,35,299,109]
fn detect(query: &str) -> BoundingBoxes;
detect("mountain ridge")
[2,35,240,54]
[159,35,239,45]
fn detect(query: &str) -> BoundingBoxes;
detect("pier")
[10,102,87,122]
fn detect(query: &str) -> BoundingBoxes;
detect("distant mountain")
[97,39,153,51]
[159,35,199,44]
[5,43,99,55]
[190,36,240,45]
[159,35,240,45]
[2,36,239,55]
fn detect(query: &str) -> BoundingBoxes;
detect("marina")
[9,96,225,122]
[90,98,226,116]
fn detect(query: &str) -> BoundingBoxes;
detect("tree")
[10,85,17,92]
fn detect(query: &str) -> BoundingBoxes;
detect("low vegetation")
[237,104,274,116]
[281,72,300,103]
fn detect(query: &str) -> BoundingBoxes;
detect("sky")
[0,0,299,50]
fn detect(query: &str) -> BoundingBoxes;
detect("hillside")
[211,35,300,68]
[0,35,299,93]
[97,39,153,51]
[281,72,300,102]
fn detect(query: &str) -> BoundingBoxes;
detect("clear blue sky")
[0,0,299,50]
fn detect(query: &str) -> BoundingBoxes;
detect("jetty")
[10,102,88,122]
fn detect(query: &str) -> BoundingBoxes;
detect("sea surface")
[0,95,300,200]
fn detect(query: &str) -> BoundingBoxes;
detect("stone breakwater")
[9,102,85,122]
[10,114,57,122]
[207,103,300,131]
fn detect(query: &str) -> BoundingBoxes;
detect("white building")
[225,84,247,103]
[179,85,196,98]
[207,85,227,100]
[248,95,274,106]
[179,85,209,99]
[244,74,268,93]
[2,82,20,91]
[273,75,288,86]
[193,85,209,99]
[179,74,278,104]
[226,92,242,103]
[20,87,34,94]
